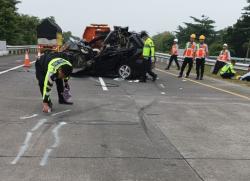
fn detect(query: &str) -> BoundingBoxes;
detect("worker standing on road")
[195,35,209,80]
[35,51,73,113]
[178,34,196,78]
[212,44,231,74]
[220,59,236,79]
[165,39,180,70]
[140,31,158,82]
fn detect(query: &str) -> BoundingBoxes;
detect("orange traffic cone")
[23,50,31,68]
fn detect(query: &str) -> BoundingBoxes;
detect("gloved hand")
[42,103,51,113]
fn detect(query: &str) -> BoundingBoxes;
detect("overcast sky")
[18,0,248,37]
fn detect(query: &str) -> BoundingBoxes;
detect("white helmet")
[223,43,228,47]
[174,38,178,42]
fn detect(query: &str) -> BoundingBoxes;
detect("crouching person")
[220,60,236,79]
[35,52,73,113]
[239,65,250,81]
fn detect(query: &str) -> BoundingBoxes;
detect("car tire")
[118,64,132,79]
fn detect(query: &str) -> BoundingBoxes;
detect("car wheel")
[118,64,132,79]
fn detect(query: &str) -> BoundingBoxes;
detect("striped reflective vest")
[171,44,178,56]
[43,58,72,103]
[218,50,231,62]
[196,43,208,59]
[143,37,155,59]
[184,42,196,58]
[220,63,236,75]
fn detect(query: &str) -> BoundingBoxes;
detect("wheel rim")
[119,65,131,79]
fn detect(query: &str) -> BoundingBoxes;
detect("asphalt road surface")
[0,55,249,181]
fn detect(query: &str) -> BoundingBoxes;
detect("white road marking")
[99,77,108,91]
[20,114,38,120]
[40,149,52,166]
[0,61,35,75]
[51,122,67,148]
[40,122,67,166]
[159,84,165,88]
[11,132,33,165]
[161,92,166,95]
[52,110,71,117]
[31,119,47,132]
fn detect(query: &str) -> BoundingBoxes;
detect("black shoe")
[59,99,73,105]
[185,75,189,78]
[152,74,157,82]
[200,77,203,80]
[165,67,169,70]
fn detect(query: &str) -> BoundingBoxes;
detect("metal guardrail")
[156,53,249,71]
[6,45,37,55]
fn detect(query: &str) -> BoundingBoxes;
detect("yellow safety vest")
[143,37,155,58]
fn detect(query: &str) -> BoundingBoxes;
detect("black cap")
[140,31,149,38]
[60,64,73,77]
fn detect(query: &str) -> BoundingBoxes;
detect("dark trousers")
[179,57,193,77]
[35,61,64,101]
[167,55,180,69]
[213,61,226,74]
[196,58,205,78]
[141,58,157,80]
[221,73,235,79]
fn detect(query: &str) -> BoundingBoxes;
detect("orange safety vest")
[218,50,229,62]
[171,44,178,56]
[196,44,207,58]
[184,42,196,58]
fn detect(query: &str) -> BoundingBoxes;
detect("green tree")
[176,15,216,48]
[16,15,40,45]
[152,32,175,53]
[222,0,250,57]
[0,0,20,44]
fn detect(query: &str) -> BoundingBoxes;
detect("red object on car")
[83,24,111,42]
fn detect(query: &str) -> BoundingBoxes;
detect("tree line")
[0,0,78,45]
[153,0,250,58]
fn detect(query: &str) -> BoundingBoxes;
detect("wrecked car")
[62,26,145,79]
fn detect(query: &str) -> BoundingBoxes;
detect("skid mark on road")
[52,110,71,117]
[20,114,38,120]
[40,122,67,166]
[31,119,47,131]
[11,132,33,165]
[159,84,165,88]
[11,119,47,165]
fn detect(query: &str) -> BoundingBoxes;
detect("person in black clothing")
[195,35,208,80]
[35,51,73,112]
